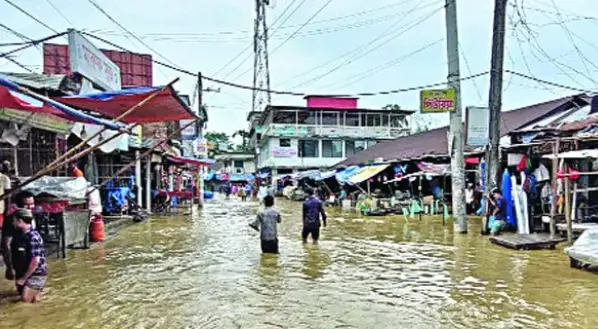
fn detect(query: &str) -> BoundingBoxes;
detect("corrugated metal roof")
[0,72,65,91]
[335,95,588,167]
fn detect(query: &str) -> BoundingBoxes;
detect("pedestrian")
[257,182,268,202]
[249,195,281,254]
[239,184,247,201]
[486,188,507,235]
[2,190,36,290]
[302,188,327,245]
[11,208,47,303]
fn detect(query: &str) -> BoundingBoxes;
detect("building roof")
[0,72,65,91]
[335,94,588,167]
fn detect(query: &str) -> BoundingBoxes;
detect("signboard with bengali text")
[465,106,490,146]
[68,30,121,91]
[272,147,297,158]
[420,88,455,113]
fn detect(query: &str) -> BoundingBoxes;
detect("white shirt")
[465,189,474,203]
[0,173,11,214]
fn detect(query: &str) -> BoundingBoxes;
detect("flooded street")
[1,196,598,329]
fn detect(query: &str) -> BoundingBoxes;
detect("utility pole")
[486,0,508,199]
[252,0,272,112]
[445,0,467,233]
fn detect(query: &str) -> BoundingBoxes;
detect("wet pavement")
[1,195,597,329]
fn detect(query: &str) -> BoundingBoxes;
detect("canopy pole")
[45,78,179,171]
[564,162,573,246]
[135,150,142,209]
[146,155,152,212]
[86,120,197,196]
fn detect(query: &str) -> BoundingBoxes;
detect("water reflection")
[0,196,597,329]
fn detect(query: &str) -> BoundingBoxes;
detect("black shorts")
[302,226,320,241]
[261,239,279,254]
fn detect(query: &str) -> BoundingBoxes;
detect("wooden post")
[564,163,573,245]
[550,139,559,236]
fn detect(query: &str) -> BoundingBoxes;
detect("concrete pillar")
[135,150,142,208]
[145,155,151,212]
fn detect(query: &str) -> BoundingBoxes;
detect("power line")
[0,29,67,59]
[322,38,444,91]
[86,0,182,70]
[505,70,593,93]
[45,0,75,27]
[277,0,441,88]
[3,0,60,33]
[289,4,443,89]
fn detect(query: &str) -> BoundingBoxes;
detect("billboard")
[420,88,456,113]
[43,43,153,87]
[68,30,121,90]
[465,106,490,146]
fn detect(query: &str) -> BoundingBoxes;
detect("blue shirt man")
[302,188,327,245]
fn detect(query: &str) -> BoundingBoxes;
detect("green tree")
[204,131,231,156]
[232,129,250,151]
[382,104,402,111]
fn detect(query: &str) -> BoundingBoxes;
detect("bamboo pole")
[564,163,573,246]
[86,120,198,197]
[46,78,179,170]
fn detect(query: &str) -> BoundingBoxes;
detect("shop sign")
[0,108,72,135]
[196,138,208,157]
[180,119,197,140]
[420,88,455,113]
[128,125,143,148]
[465,106,490,146]
[68,30,121,91]
[272,147,297,158]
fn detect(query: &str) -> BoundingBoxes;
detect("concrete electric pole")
[445,0,467,233]
[486,0,508,198]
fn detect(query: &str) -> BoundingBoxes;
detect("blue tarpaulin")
[315,170,337,181]
[336,166,361,184]
[0,76,124,130]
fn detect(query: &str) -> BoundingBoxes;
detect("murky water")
[1,196,597,329]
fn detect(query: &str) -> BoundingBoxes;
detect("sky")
[2,0,598,143]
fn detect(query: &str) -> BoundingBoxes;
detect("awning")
[336,166,361,184]
[56,85,199,123]
[168,155,215,167]
[315,170,337,181]
[543,149,598,159]
[348,164,389,184]
[0,76,123,129]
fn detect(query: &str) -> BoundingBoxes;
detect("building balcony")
[262,124,410,139]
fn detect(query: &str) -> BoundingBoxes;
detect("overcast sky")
[2,0,598,141]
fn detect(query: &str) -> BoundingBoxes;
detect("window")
[321,112,338,125]
[366,140,378,149]
[279,138,291,147]
[233,160,244,168]
[345,113,359,126]
[381,114,389,127]
[345,140,366,156]
[297,111,318,125]
[390,114,406,128]
[273,111,296,124]
[322,140,343,158]
[362,113,381,127]
[298,140,319,157]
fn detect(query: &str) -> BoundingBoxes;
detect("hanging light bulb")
[97,132,104,142]
[80,125,88,139]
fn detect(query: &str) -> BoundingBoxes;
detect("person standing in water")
[250,195,281,254]
[302,188,327,245]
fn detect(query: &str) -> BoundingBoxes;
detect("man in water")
[12,209,47,303]
[250,195,281,254]
[486,188,506,235]
[2,191,35,287]
[302,188,327,245]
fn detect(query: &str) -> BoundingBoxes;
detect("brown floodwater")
[1,196,597,329]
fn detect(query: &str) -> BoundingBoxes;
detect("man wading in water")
[250,195,281,254]
[302,188,327,245]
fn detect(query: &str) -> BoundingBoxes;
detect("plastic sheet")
[21,176,88,200]
[565,228,598,266]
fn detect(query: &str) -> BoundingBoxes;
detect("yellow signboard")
[420,89,456,113]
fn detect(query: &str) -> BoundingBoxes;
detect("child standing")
[250,195,281,254]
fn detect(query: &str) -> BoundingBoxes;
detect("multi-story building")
[213,152,256,174]
[248,96,413,175]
